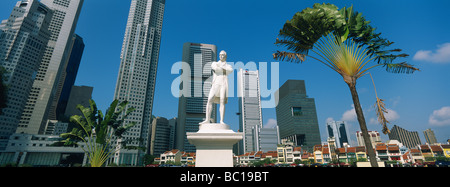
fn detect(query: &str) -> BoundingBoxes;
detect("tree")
[58,99,136,167]
[273,3,419,167]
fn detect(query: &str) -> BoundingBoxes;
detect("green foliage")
[58,99,136,167]
[143,154,156,165]
[274,3,419,74]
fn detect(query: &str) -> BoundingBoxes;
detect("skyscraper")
[326,120,350,148]
[275,80,321,152]
[113,0,165,165]
[17,0,84,135]
[388,125,421,149]
[176,42,217,152]
[0,0,53,150]
[51,34,85,121]
[423,128,437,145]
[237,69,263,154]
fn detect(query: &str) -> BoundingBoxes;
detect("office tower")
[275,80,321,152]
[51,34,85,121]
[63,85,93,118]
[0,0,53,150]
[356,131,381,148]
[113,0,165,165]
[150,117,173,156]
[423,128,437,145]
[388,125,422,149]
[17,0,84,135]
[176,42,217,152]
[237,69,263,153]
[168,117,177,150]
[326,121,350,148]
[257,126,280,152]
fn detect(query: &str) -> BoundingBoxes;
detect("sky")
[1,0,449,146]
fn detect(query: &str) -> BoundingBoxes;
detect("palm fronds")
[370,73,391,134]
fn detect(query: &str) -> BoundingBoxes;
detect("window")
[292,107,302,116]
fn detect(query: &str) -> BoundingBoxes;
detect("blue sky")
[1,0,449,145]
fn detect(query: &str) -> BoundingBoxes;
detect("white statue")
[201,50,233,124]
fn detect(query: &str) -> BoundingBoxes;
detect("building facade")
[326,120,350,148]
[51,34,85,121]
[275,80,321,152]
[176,42,217,152]
[356,131,381,148]
[150,117,171,156]
[0,0,53,150]
[423,128,437,145]
[237,69,263,154]
[112,0,166,165]
[388,125,422,149]
[17,0,84,135]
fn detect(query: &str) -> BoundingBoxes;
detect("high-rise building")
[423,128,438,145]
[388,125,422,149]
[112,0,165,165]
[51,34,85,121]
[176,42,217,152]
[275,80,321,152]
[326,121,350,148]
[257,126,280,152]
[0,0,53,150]
[237,69,263,154]
[356,130,381,148]
[150,117,171,156]
[17,0,84,135]
[63,85,93,118]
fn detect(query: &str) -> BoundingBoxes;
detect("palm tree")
[273,3,419,167]
[59,99,136,167]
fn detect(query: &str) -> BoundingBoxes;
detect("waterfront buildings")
[275,80,321,152]
[112,0,166,165]
[0,0,53,150]
[356,131,381,148]
[176,42,217,152]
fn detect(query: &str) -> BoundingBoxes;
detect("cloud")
[429,106,450,126]
[413,43,450,63]
[385,109,400,122]
[341,105,357,122]
[264,118,278,128]
[326,117,335,123]
[369,108,399,125]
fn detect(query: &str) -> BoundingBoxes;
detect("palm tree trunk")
[347,82,379,167]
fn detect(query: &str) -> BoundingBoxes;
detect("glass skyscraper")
[113,0,165,165]
[275,80,321,152]
[326,120,350,148]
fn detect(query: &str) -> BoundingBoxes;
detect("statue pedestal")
[187,123,243,167]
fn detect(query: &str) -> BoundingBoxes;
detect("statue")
[201,50,233,124]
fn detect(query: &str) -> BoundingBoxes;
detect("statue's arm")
[224,64,233,74]
[211,62,221,71]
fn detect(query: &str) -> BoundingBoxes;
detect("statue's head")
[219,50,227,62]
